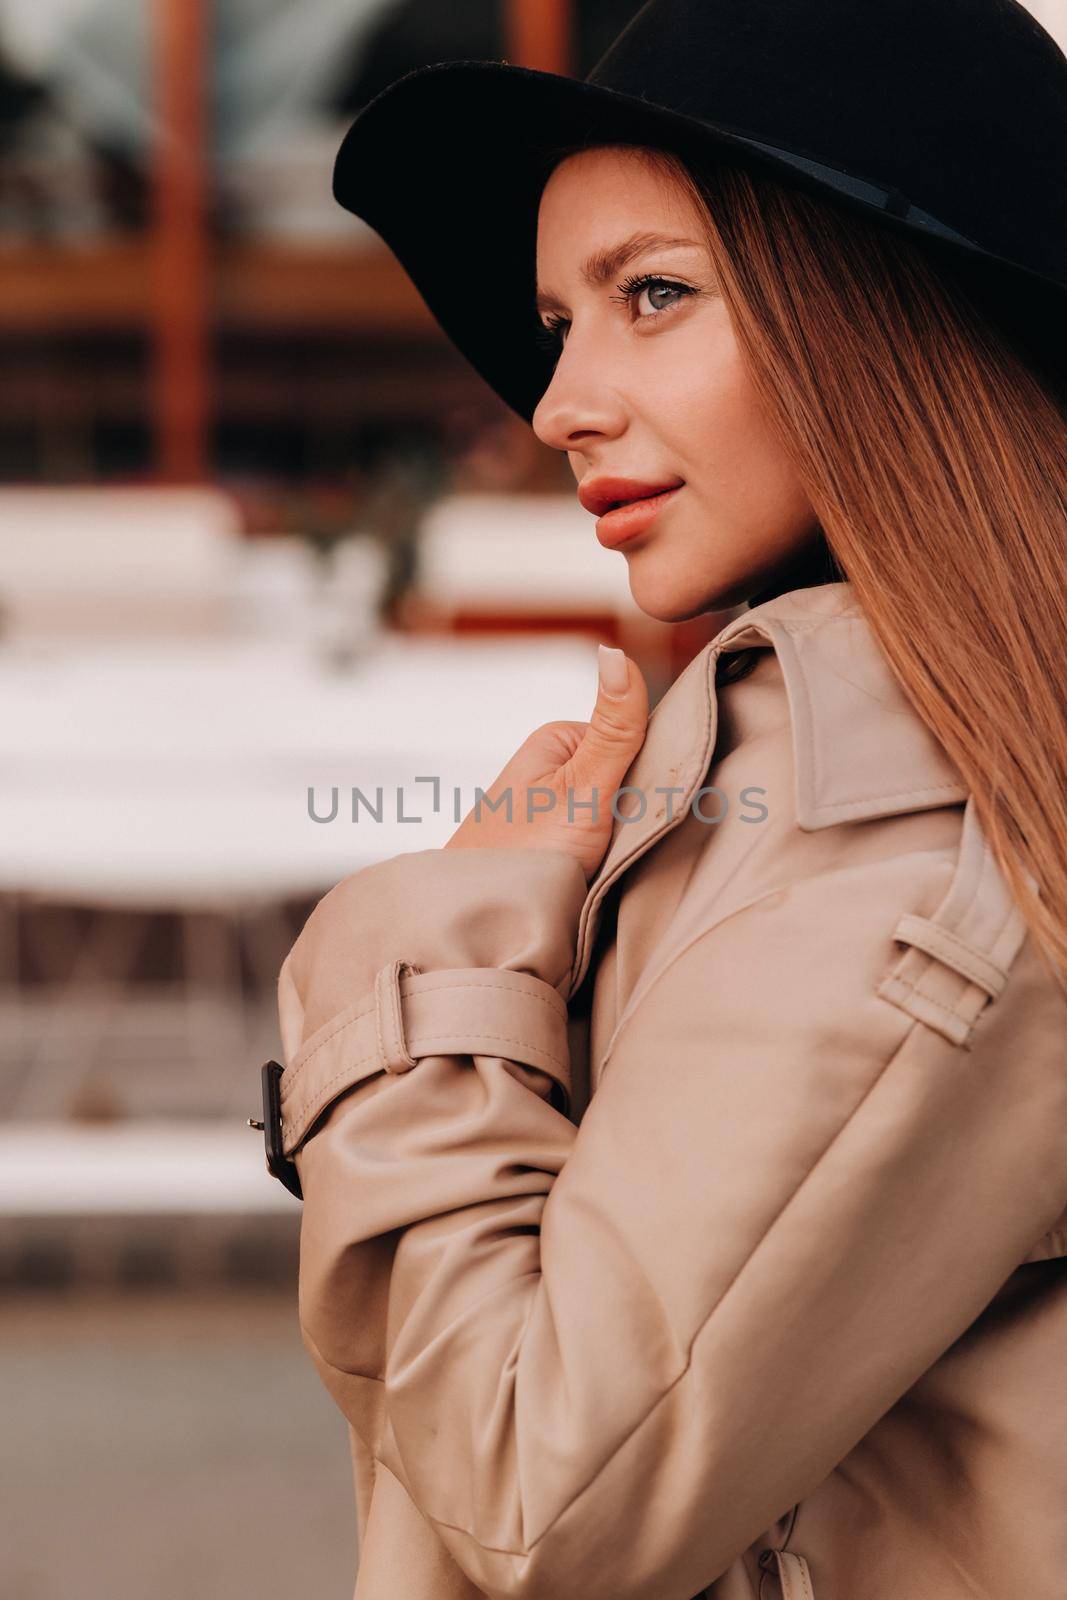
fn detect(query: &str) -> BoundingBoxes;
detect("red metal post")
[505,0,574,74]
[152,0,210,482]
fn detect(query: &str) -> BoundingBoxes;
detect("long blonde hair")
[638,144,1067,993]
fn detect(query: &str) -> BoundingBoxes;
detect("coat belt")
[687,1544,815,1600]
[759,1546,815,1598]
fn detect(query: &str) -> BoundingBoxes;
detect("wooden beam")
[504,0,573,74]
[152,0,210,482]
[0,243,437,334]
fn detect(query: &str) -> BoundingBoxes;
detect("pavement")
[0,1288,359,1599]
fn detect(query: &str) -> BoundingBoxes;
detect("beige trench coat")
[274,580,1067,1600]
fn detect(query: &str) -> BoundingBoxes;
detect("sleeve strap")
[279,963,572,1154]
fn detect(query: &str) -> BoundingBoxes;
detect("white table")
[0,1122,294,1215]
[0,628,602,1118]
[0,628,601,906]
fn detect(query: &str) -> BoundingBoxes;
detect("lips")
[577,476,685,519]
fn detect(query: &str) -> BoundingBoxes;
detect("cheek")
[640,324,766,474]
[644,334,817,566]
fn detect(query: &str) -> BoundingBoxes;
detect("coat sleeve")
[279,842,1067,1600]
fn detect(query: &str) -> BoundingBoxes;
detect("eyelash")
[535,273,696,353]
[609,271,695,314]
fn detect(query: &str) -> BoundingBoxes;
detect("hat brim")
[333,60,1066,422]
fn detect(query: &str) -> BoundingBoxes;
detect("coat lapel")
[567,582,967,998]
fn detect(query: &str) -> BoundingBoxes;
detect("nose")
[531,336,628,454]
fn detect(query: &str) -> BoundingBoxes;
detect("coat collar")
[587,581,966,890]
[570,580,968,993]
[711,580,968,829]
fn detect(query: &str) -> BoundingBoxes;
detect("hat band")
[734,132,980,248]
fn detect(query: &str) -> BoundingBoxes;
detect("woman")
[263,2,1067,1595]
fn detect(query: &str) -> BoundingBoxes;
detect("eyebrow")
[534,232,704,317]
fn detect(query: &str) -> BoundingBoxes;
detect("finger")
[567,647,649,790]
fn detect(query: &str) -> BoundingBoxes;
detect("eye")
[535,314,568,355]
[611,272,696,320]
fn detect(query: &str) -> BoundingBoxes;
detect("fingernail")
[598,644,629,698]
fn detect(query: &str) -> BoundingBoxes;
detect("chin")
[628,579,720,625]
[627,556,750,624]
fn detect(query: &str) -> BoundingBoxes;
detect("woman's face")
[532,145,822,619]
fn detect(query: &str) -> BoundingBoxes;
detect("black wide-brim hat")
[334,0,1067,422]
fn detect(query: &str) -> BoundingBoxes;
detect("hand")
[444,646,650,883]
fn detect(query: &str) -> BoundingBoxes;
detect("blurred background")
[0,1,1063,1595]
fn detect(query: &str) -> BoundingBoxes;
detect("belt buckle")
[247,1060,303,1200]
